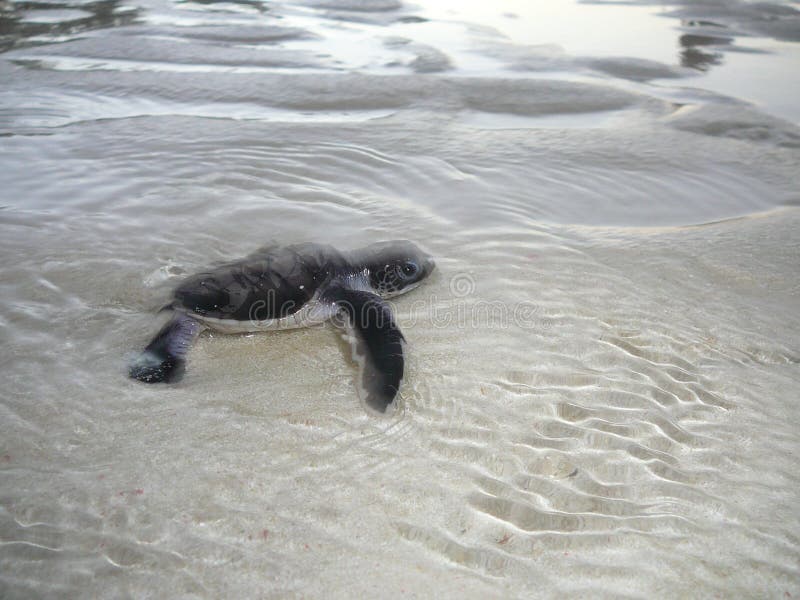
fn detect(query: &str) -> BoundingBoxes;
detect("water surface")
[1,0,799,597]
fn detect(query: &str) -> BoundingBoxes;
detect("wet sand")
[1,0,799,597]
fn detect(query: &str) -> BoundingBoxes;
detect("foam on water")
[1,0,799,597]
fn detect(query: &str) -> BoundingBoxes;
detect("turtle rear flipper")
[328,285,405,413]
[129,313,204,383]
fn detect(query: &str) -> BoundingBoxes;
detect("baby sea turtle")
[129,241,435,412]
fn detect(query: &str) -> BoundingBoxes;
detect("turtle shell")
[171,243,348,322]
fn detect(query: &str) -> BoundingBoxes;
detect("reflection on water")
[679,45,723,71]
[177,0,268,12]
[579,0,800,122]
[679,33,732,48]
[675,21,731,72]
[0,0,139,52]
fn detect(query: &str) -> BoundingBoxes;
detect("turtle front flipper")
[129,313,205,383]
[327,285,405,413]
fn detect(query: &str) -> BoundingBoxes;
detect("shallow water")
[1,0,799,597]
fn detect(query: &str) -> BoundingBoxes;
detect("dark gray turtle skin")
[129,240,435,412]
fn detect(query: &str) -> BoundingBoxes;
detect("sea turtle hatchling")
[129,240,435,412]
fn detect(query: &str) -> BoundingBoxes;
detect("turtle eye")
[401,261,418,277]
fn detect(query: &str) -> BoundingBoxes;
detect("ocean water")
[1,0,799,597]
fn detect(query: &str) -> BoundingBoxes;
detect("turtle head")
[358,240,435,297]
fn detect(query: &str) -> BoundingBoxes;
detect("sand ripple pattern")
[1,129,799,599]
[383,222,800,595]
